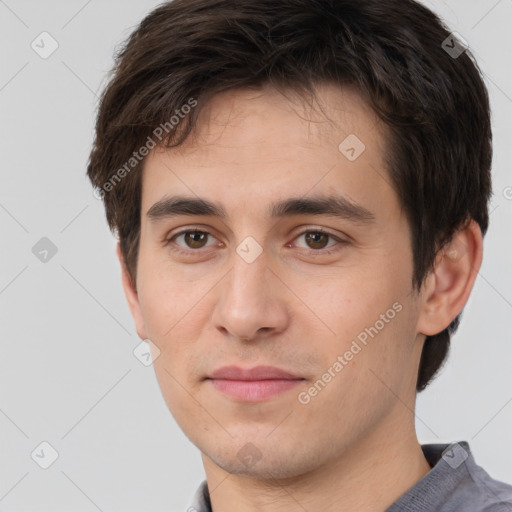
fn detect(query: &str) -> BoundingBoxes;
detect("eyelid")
[289,226,348,253]
[165,226,221,249]
[291,225,345,239]
[165,224,217,241]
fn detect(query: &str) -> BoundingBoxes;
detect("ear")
[416,219,483,336]
[116,241,148,340]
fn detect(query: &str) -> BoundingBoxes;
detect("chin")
[202,438,325,481]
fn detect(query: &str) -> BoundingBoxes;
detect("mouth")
[205,365,305,402]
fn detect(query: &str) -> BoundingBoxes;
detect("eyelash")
[164,227,347,257]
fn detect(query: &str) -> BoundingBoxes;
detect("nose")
[211,247,290,342]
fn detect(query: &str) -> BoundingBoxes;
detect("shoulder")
[437,441,512,511]
[387,441,512,512]
[464,453,512,511]
[481,505,512,512]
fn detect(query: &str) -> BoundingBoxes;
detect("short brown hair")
[87,0,492,391]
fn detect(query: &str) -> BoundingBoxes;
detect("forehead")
[140,82,399,228]
[171,82,384,159]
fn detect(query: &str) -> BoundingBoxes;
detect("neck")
[201,411,431,512]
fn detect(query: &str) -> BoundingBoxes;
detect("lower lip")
[208,378,303,402]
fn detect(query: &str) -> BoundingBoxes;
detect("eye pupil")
[185,231,207,248]
[306,232,328,249]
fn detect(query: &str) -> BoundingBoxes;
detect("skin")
[118,82,483,511]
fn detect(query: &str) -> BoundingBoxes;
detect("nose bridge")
[226,227,270,295]
[212,240,288,340]
[227,243,271,308]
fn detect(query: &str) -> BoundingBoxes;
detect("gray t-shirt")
[188,441,512,511]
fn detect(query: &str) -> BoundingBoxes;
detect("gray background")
[1,0,511,511]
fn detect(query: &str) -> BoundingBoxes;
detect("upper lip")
[207,365,303,381]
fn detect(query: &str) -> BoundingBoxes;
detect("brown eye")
[291,228,347,256]
[304,232,330,250]
[183,231,209,249]
[168,229,218,253]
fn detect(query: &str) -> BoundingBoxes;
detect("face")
[123,82,430,479]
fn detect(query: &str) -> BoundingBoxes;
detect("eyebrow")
[146,194,376,225]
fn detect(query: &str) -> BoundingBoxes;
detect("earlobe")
[116,242,148,340]
[417,220,483,337]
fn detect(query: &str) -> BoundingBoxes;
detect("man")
[87,0,512,510]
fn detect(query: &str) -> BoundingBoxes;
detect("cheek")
[137,258,212,341]
[299,271,390,344]
[312,271,414,376]
[139,277,206,417]
[136,270,216,389]
[152,357,205,436]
